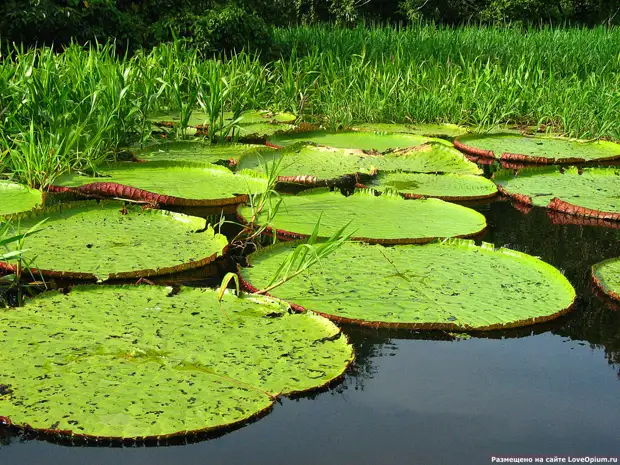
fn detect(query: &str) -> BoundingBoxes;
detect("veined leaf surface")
[238,189,487,243]
[0,286,353,439]
[241,239,576,331]
[0,182,43,215]
[0,201,228,281]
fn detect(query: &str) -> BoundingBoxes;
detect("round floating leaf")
[0,182,43,215]
[351,123,468,139]
[240,239,576,331]
[0,285,353,440]
[493,167,620,221]
[239,188,486,244]
[369,143,482,175]
[366,172,497,201]
[50,161,268,206]
[235,122,295,139]
[149,110,296,128]
[455,133,620,164]
[592,258,620,302]
[133,141,262,164]
[237,144,379,185]
[268,130,440,152]
[0,201,228,281]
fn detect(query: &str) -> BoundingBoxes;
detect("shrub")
[190,5,272,56]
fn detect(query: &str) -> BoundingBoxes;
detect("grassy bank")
[1,25,618,187]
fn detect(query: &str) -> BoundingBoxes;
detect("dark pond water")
[2,179,620,464]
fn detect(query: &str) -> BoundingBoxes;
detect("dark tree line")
[1,0,617,52]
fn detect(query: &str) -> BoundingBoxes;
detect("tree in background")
[0,0,617,52]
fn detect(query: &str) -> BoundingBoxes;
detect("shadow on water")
[2,166,620,462]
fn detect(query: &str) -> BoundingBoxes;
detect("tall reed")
[0,24,617,187]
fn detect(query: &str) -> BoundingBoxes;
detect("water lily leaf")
[132,141,263,164]
[268,130,446,152]
[0,285,353,440]
[455,133,620,164]
[493,167,620,221]
[369,143,482,174]
[50,161,268,207]
[237,144,379,186]
[238,188,487,244]
[234,122,296,139]
[240,239,576,331]
[0,182,43,215]
[592,258,620,302]
[351,123,468,139]
[0,201,228,281]
[149,110,296,128]
[366,172,497,201]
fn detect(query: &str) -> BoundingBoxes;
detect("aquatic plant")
[0,182,42,216]
[50,162,268,207]
[493,167,620,221]
[240,239,576,331]
[592,258,620,302]
[455,133,620,164]
[238,188,487,244]
[364,172,497,201]
[0,202,228,281]
[0,285,354,439]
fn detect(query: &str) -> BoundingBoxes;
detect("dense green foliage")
[1,1,616,53]
[0,25,617,188]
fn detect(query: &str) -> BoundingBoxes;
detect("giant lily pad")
[0,182,43,215]
[455,133,620,164]
[50,161,267,206]
[366,172,497,201]
[237,143,479,185]
[592,258,620,302]
[369,143,482,174]
[0,201,228,281]
[237,144,378,185]
[149,110,296,128]
[351,123,468,139]
[493,167,620,221]
[238,189,487,244]
[133,141,262,164]
[240,239,576,331]
[0,285,353,440]
[268,130,442,152]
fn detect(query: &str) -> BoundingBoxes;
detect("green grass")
[0,24,618,187]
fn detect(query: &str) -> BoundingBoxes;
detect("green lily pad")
[493,167,620,221]
[0,201,228,281]
[0,182,43,215]
[238,188,487,244]
[351,123,468,139]
[592,258,620,302]
[237,144,378,185]
[149,110,296,128]
[240,239,576,331]
[455,133,620,164]
[268,130,442,152]
[50,161,268,206]
[133,141,262,164]
[0,285,353,440]
[238,143,479,185]
[235,122,295,139]
[369,143,482,175]
[366,172,497,201]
